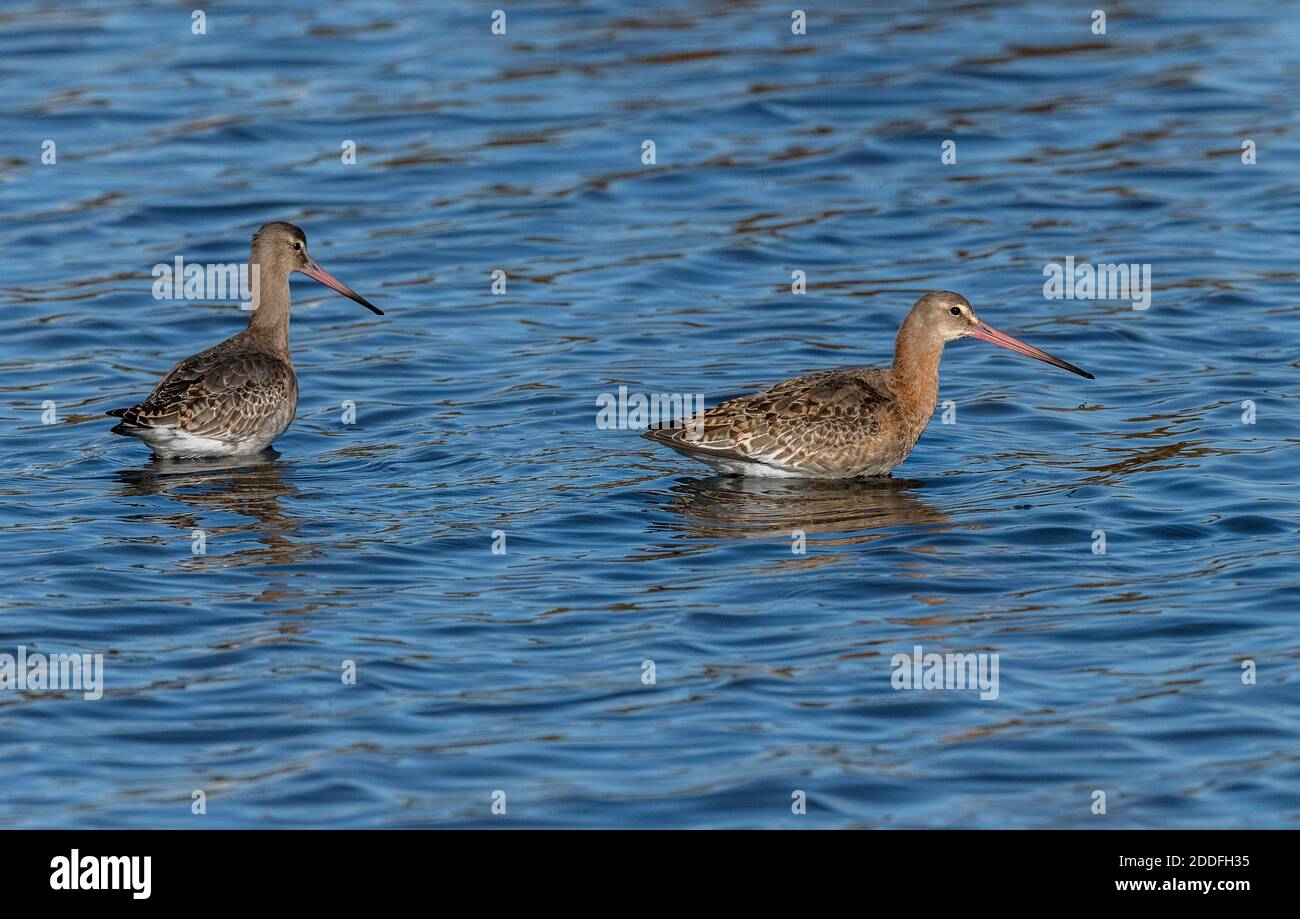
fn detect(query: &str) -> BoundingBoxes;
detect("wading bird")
[644,291,1092,478]
[107,222,382,459]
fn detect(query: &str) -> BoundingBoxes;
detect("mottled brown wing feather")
[108,343,294,442]
[644,367,897,475]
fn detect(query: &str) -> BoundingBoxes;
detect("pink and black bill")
[967,321,1093,380]
[298,259,384,316]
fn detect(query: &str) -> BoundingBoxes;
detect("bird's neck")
[245,263,292,357]
[889,322,943,414]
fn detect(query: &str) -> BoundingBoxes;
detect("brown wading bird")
[108,223,382,459]
[644,291,1093,478]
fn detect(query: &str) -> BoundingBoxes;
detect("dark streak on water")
[1,1,1298,827]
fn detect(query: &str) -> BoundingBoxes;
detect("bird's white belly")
[137,427,274,459]
[697,455,815,478]
[691,451,900,479]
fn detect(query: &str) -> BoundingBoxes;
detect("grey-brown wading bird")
[107,222,382,459]
[644,291,1093,479]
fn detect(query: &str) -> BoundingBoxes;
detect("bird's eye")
[949,306,962,316]
[292,242,302,251]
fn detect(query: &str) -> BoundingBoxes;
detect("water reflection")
[654,474,950,544]
[114,451,313,568]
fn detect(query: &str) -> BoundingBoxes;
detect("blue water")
[2,0,1298,828]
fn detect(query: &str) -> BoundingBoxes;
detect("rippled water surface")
[2,1,1299,828]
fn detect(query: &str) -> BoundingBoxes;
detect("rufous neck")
[890,319,944,409]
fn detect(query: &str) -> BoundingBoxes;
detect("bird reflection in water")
[652,474,951,566]
[114,450,314,570]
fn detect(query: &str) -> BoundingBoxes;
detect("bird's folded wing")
[644,368,892,471]
[110,350,292,441]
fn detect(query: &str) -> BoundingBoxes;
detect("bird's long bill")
[298,258,384,315]
[967,321,1093,379]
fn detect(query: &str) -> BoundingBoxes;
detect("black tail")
[106,406,140,436]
